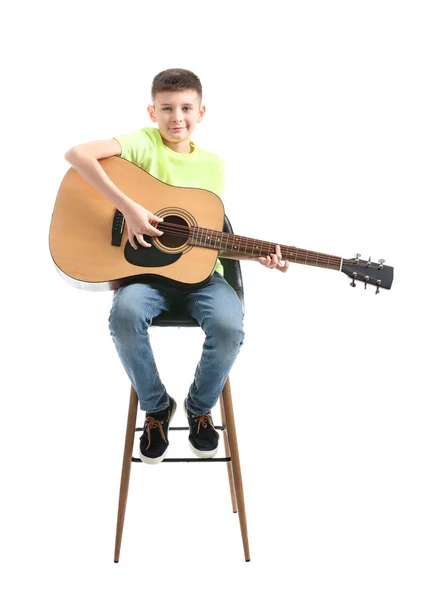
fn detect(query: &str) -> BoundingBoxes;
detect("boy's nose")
[172,110,183,122]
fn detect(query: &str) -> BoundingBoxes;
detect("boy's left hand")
[257,245,289,273]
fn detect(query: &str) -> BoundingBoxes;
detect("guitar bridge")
[111,209,125,246]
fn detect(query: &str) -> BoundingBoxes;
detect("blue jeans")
[108,273,245,415]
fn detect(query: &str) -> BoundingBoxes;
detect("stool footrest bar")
[135,426,226,432]
[131,457,231,463]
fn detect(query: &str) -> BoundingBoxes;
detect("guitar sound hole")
[160,215,189,249]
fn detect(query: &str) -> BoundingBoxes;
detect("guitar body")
[50,155,394,293]
[49,157,224,290]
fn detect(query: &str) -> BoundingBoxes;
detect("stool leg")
[114,386,138,563]
[219,395,238,513]
[221,377,251,562]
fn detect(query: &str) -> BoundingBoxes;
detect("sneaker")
[139,397,177,464]
[184,399,220,459]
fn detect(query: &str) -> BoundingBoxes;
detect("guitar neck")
[189,227,342,271]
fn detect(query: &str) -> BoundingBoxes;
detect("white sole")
[139,399,177,465]
[188,442,218,459]
[139,447,169,465]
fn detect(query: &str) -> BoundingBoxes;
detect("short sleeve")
[113,128,155,169]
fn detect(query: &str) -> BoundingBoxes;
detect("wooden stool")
[113,216,250,562]
[114,377,250,562]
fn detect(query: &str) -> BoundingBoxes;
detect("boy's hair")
[151,68,202,102]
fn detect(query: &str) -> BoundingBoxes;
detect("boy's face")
[148,90,205,147]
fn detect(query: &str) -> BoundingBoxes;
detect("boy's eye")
[161,106,192,111]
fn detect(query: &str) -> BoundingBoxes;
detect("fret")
[191,227,198,245]
[285,246,294,260]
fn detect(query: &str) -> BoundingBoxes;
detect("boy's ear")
[197,104,206,123]
[147,104,157,122]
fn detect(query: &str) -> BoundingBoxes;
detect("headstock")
[341,255,394,293]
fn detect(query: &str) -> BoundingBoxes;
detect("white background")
[1,1,421,598]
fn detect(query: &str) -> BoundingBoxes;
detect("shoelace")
[145,415,167,450]
[193,414,220,438]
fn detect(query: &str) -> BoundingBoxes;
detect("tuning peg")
[354,253,361,263]
[375,279,381,294]
[350,272,357,287]
[378,259,385,270]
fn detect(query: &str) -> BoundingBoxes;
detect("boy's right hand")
[124,203,164,249]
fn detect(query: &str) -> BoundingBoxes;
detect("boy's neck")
[162,137,193,154]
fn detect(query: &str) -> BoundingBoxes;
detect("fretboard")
[188,227,342,271]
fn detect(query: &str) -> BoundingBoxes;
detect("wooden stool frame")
[114,376,250,562]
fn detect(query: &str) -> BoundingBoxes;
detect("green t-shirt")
[114,127,224,276]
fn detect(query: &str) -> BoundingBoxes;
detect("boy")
[64,68,288,464]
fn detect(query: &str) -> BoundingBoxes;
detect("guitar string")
[148,222,342,268]
[157,223,388,272]
[157,222,341,268]
[157,224,340,267]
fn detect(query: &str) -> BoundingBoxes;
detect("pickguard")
[124,237,182,267]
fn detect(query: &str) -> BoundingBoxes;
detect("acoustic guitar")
[49,156,394,293]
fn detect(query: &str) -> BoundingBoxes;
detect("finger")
[149,213,164,222]
[127,231,138,250]
[269,254,278,268]
[135,233,151,248]
[277,259,289,273]
[148,225,163,236]
[149,213,164,232]
[259,256,271,267]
